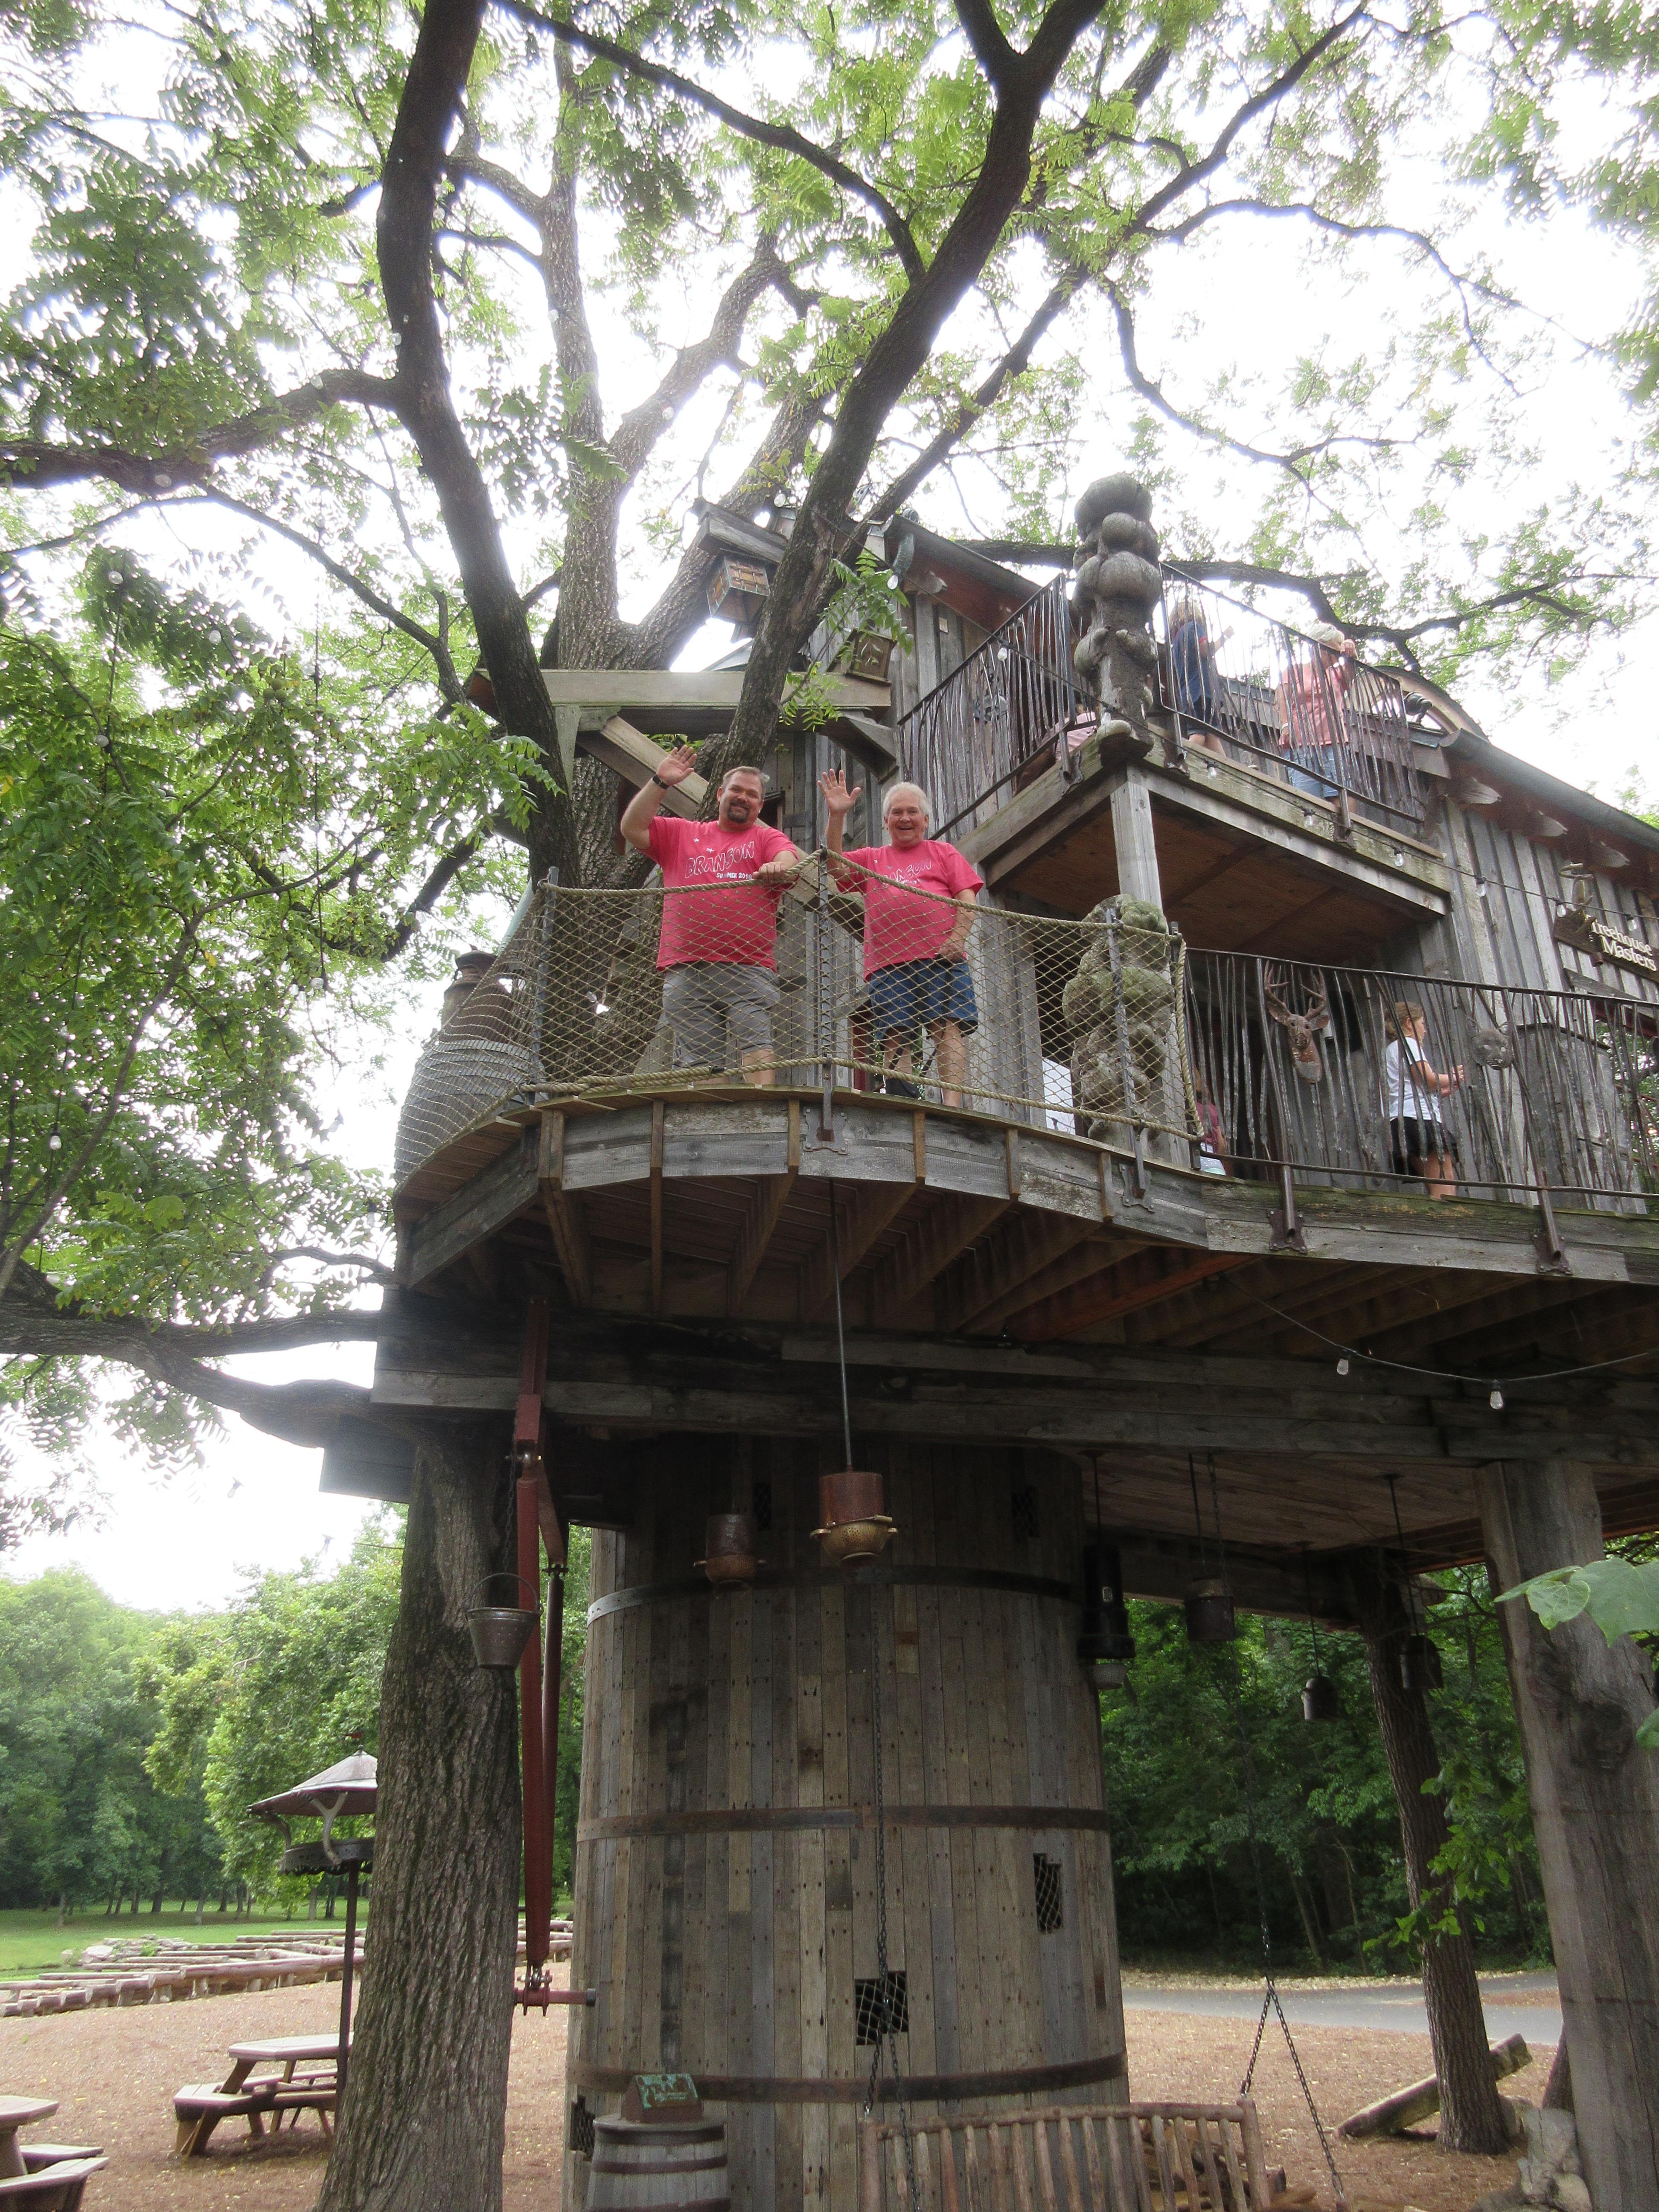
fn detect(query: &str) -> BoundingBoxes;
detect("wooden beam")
[402,1126,540,1286]
[969,1233,1133,1337]
[868,1193,1013,1328]
[1011,1248,1249,1342]
[933,1210,1097,1334]
[544,667,889,717]
[649,1102,665,1318]
[578,715,707,812]
[1128,1259,1377,1352]
[728,1100,801,1316]
[1190,1263,1439,1359]
[538,1110,592,1308]
[799,1174,921,1321]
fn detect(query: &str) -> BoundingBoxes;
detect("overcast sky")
[3,16,1655,1612]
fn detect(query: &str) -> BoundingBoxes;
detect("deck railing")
[894,577,1087,839]
[394,870,1657,1217]
[1157,570,1424,832]
[890,564,1426,838]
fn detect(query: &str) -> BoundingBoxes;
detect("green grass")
[0,1906,370,1979]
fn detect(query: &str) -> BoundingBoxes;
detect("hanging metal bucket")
[1183,1578,1236,1644]
[466,1574,538,1670]
[696,1513,761,1593]
[1301,1674,1342,1723]
[1400,1632,1443,1693]
[811,1469,897,1570]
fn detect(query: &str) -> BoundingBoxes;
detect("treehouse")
[343,475,1659,2212]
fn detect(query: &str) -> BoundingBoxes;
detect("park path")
[1123,1971,1562,2046]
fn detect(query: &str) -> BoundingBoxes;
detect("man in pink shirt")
[621,748,802,1084]
[821,770,982,1108]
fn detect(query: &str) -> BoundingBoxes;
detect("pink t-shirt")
[649,814,795,969]
[836,841,984,977]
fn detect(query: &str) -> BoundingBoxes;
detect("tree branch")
[607,244,790,482]
[0,369,397,496]
[495,0,924,280]
[952,0,1018,90]
[187,493,464,700]
[867,272,1083,521]
[377,0,578,877]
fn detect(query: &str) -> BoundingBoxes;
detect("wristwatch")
[650,771,669,788]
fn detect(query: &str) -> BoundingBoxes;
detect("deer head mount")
[1264,967,1332,1083]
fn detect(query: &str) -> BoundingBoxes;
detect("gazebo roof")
[250,1751,378,1824]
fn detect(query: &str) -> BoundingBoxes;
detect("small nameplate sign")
[621,2073,702,2123]
[1552,909,1659,981]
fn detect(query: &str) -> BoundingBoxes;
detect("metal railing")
[895,578,1087,839]
[1157,570,1424,832]
[394,870,1656,1220]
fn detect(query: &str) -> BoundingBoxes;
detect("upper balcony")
[389,868,1658,1362]
[896,572,1454,964]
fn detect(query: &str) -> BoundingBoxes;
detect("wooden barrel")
[585,2117,731,2210]
[565,1438,1127,2212]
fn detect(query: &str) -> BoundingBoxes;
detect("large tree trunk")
[1477,1459,1659,2212]
[1354,1560,1509,2154]
[315,1415,520,2212]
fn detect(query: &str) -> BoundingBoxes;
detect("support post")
[337,1864,359,2113]
[1476,1459,1659,2212]
[1353,1557,1509,2153]
[1109,770,1163,908]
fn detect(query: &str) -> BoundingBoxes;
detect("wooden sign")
[620,2073,703,2123]
[1551,908,1659,981]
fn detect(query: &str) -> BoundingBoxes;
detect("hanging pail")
[1301,1674,1341,1723]
[1183,1578,1236,1644]
[585,2117,729,2211]
[696,1513,760,1593]
[1399,1633,1443,1693]
[466,1575,538,1670]
[811,1470,896,1569]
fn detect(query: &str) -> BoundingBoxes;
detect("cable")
[1203,1455,1347,2204]
[1242,1290,1659,1386]
[828,1191,855,1471]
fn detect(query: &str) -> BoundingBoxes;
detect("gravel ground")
[1,1972,1545,2211]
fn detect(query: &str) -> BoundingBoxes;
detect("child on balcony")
[820,771,982,1109]
[1385,1000,1466,1199]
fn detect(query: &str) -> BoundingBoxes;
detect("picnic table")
[174,2034,346,2159]
[0,2101,55,2180]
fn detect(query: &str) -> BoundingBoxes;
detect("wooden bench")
[0,2158,108,2209]
[19,2148,104,2173]
[859,2099,1273,2212]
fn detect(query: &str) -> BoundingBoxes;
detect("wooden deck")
[390,1087,1659,1376]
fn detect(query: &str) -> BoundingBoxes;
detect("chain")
[863,1598,919,2208]
[1205,1457,1348,2206]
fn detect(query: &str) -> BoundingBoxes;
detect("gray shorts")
[661,963,780,1070]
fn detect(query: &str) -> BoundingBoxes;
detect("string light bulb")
[1489,1384,1505,1410]
[1336,1357,1350,1376]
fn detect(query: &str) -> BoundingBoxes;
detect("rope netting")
[392,859,1198,1181]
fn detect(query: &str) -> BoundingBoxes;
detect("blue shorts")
[867,958,978,1039]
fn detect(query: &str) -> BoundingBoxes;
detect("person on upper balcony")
[1385,999,1467,1200]
[819,770,982,1110]
[620,747,803,1086]
[1168,595,1230,757]
[1276,622,1358,802]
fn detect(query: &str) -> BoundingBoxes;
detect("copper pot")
[812,1470,897,1569]
[695,1513,760,1593]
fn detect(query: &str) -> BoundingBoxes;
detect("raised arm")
[620,742,701,854]
[818,767,864,882]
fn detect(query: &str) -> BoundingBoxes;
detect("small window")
[570,2095,595,2157]
[854,1970,909,2045]
[1011,1486,1039,1541]
[1033,1854,1063,1934]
